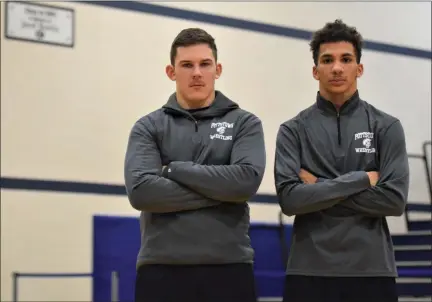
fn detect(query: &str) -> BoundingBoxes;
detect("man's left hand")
[299,169,318,184]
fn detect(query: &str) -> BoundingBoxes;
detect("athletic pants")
[283,275,399,302]
[135,263,257,302]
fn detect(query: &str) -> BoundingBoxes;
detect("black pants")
[135,263,257,302]
[283,275,398,302]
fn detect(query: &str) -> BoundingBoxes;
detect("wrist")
[316,177,325,183]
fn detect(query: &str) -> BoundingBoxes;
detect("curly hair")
[309,19,363,65]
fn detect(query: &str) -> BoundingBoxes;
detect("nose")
[332,61,344,74]
[192,65,202,77]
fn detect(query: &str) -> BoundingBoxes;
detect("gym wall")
[1,1,431,301]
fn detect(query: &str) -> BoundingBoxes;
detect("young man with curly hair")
[274,19,409,302]
[125,28,266,302]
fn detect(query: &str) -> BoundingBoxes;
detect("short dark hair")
[170,28,218,65]
[309,19,363,65]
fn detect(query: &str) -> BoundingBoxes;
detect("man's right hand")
[366,171,380,186]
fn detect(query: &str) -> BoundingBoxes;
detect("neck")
[176,91,215,110]
[319,86,357,109]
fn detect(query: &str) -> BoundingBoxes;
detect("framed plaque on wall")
[4,1,75,48]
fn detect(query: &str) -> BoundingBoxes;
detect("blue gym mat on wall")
[92,215,141,302]
[92,215,293,301]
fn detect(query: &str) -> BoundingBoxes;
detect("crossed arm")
[274,120,409,217]
[124,117,219,213]
[309,121,409,217]
[163,114,266,203]
[124,114,266,213]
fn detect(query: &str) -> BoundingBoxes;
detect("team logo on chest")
[354,132,376,153]
[210,122,234,140]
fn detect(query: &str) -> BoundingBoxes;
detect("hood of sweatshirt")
[162,90,239,119]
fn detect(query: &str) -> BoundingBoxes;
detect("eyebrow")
[179,59,213,64]
[320,53,354,58]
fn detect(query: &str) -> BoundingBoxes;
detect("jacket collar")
[162,90,239,119]
[316,90,360,115]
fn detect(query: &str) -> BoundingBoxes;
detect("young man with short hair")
[124,28,266,302]
[274,19,409,302]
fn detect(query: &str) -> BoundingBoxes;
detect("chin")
[187,90,212,101]
[327,85,350,95]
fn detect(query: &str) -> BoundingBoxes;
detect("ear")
[357,63,364,78]
[165,64,176,81]
[312,65,319,81]
[215,63,222,79]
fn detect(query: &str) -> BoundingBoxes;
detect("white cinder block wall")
[1,1,430,301]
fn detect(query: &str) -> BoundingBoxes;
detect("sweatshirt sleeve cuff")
[161,165,169,178]
[316,172,370,187]
[163,161,190,179]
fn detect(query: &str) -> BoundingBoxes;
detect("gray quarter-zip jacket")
[124,91,266,268]
[274,90,409,277]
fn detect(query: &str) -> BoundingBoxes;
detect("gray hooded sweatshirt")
[124,91,266,268]
[274,91,410,277]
